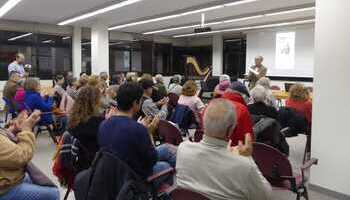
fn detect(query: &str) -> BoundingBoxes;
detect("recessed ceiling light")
[0,0,22,18]
[109,0,259,30]
[173,19,315,38]
[62,36,71,40]
[143,6,314,35]
[58,0,144,26]
[8,32,32,41]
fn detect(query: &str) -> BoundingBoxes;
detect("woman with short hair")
[256,77,277,108]
[286,84,312,123]
[178,80,205,123]
[248,85,278,120]
[24,78,54,125]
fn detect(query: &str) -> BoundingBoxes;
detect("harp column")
[212,34,223,76]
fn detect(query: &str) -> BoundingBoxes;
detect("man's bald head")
[203,99,237,140]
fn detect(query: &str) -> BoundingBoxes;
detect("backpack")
[52,131,85,199]
[253,115,290,155]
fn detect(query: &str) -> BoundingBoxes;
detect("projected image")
[275,32,295,69]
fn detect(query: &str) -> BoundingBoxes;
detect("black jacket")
[253,116,289,155]
[74,150,150,200]
[69,116,104,171]
[248,102,278,120]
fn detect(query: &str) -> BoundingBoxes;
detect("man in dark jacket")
[98,83,176,180]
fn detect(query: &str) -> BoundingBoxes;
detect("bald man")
[8,53,26,77]
[247,56,268,89]
[176,99,271,200]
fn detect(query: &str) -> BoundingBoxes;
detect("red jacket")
[222,92,254,146]
[286,99,312,124]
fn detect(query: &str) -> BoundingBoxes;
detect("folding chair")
[156,120,183,146]
[252,142,318,200]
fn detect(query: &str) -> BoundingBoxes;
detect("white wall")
[246,24,314,78]
[311,0,350,196]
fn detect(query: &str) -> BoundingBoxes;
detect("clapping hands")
[227,134,253,157]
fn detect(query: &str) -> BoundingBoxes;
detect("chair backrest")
[252,142,293,185]
[156,120,183,145]
[171,188,209,200]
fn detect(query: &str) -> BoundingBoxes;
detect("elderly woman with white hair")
[256,77,277,108]
[248,85,278,120]
[168,74,183,96]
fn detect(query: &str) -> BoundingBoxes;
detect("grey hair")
[155,74,164,83]
[219,74,230,83]
[250,85,267,103]
[172,74,181,83]
[204,99,237,139]
[256,77,271,89]
[255,55,264,61]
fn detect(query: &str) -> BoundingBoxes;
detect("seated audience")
[154,74,167,99]
[100,85,118,111]
[66,77,79,100]
[0,111,60,200]
[99,71,109,88]
[3,72,21,113]
[77,75,89,91]
[222,83,253,146]
[13,79,26,112]
[98,83,176,183]
[140,79,168,120]
[68,86,104,172]
[168,74,182,96]
[230,81,250,104]
[248,85,278,120]
[286,84,312,124]
[52,74,66,105]
[213,74,231,98]
[24,78,54,125]
[256,77,277,108]
[176,99,271,200]
[178,80,205,123]
[79,72,87,79]
[126,72,138,83]
[110,73,124,86]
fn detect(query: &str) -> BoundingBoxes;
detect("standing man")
[8,53,26,77]
[247,56,268,89]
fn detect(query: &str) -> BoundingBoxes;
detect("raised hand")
[227,134,253,157]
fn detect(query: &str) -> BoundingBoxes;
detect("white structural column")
[312,0,350,196]
[72,27,82,77]
[212,34,223,76]
[91,21,109,75]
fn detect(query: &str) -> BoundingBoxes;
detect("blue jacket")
[24,91,53,125]
[98,116,157,178]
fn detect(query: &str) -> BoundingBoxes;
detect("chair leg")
[296,193,301,200]
[303,186,309,200]
[47,125,58,144]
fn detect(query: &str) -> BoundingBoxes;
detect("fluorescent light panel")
[109,0,259,30]
[143,6,314,35]
[173,19,315,38]
[42,39,53,43]
[62,36,71,40]
[8,32,32,41]
[58,0,143,25]
[0,0,22,18]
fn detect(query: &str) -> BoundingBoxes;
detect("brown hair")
[289,84,309,101]
[69,85,101,128]
[182,80,198,96]
[24,77,40,92]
